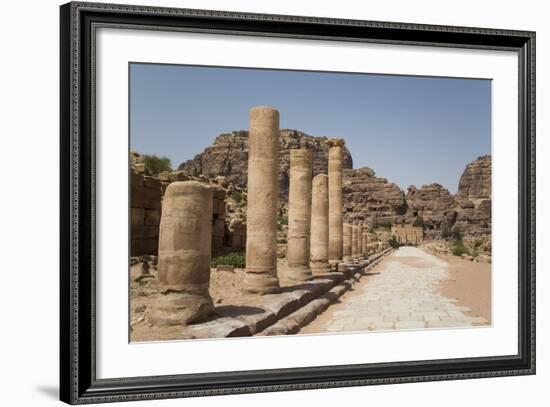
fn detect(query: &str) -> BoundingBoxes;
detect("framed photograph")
[60,1,535,404]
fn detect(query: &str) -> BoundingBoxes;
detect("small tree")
[142,154,172,175]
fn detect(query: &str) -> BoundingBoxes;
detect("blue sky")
[130,63,491,193]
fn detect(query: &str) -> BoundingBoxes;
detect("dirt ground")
[439,254,492,323]
[130,258,311,341]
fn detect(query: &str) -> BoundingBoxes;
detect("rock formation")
[342,167,406,226]
[454,155,491,236]
[405,183,456,238]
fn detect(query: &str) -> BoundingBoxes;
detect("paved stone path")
[301,247,489,333]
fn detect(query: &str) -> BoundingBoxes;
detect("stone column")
[343,223,352,264]
[362,228,369,257]
[284,148,313,283]
[352,223,359,260]
[310,174,330,275]
[243,106,281,295]
[150,181,214,326]
[357,223,364,259]
[327,138,345,267]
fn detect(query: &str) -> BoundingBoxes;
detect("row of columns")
[150,106,370,325]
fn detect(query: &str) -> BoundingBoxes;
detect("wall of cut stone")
[130,170,243,258]
[130,172,161,256]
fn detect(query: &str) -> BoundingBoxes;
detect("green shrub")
[452,239,470,257]
[451,226,463,241]
[232,191,243,203]
[142,154,172,175]
[474,239,483,248]
[211,252,246,268]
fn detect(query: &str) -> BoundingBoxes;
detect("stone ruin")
[147,106,381,326]
[391,223,424,245]
[132,105,489,328]
[130,165,246,259]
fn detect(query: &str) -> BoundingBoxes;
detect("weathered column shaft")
[285,148,313,283]
[150,181,214,326]
[244,106,280,295]
[352,223,359,259]
[357,224,364,258]
[343,223,352,263]
[362,230,369,256]
[327,139,345,266]
[310,174,330,275]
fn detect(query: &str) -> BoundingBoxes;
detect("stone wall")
[130,169,243,258]
[130,172,161,256]
[391,224,423,245]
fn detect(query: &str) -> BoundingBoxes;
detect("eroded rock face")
[457,155,491,201]
[405,183,456,237]
[454,155,492,237]
[342,167,406,226]
[178,130,353,198]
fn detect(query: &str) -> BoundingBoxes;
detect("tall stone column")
[243,106,281,295]
[150,181,214,326]
[284,148,313,283]
[362,227,369,257]
[343,223,352,264]
[310,174,330,275]
[352,223,359,260]
[327,138,345,267]
[357,223,364,259]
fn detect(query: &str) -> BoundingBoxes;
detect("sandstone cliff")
[454,155,491,236]
[342,167,406,225]
[405,183,456,238]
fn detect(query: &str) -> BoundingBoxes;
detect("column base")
[282,264,313,284]
[149,291,214,327]
[243,270,281,295]
[310,261,332,276]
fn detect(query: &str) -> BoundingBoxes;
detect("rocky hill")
[175,130,490,238]
[454,155,491,236]
[178,130,353,198]
[342,167,406,225]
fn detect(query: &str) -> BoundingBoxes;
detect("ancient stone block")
[131,185,161,209]
[143,176,161,190]
[131,172,143,187]
[212,199,226,216]
[144,209,161,226]
[131,225,158,239]
[213,218,225,237]
[131,208,145,226]
[131,238,157,256]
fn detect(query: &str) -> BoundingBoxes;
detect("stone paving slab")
[301,247,490,335]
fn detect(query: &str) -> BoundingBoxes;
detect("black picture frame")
[60,1,536,404]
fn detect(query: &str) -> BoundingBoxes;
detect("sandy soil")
[130,258,308,341]
[439,254,492,323]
